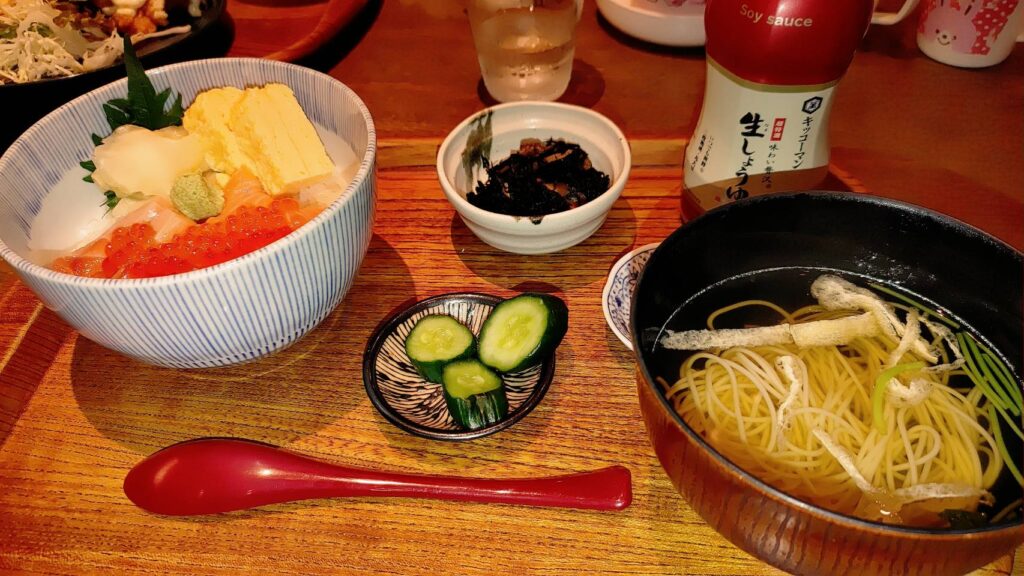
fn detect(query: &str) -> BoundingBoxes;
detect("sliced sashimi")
[214,168,273,220]
[49,196,194,276]
[51,196,310,279]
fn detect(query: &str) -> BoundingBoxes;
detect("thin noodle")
[992,498,1022,523]
[667,294,1012,527]
[707,300,793,329]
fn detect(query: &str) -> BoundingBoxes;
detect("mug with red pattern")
[917,0,1024,67]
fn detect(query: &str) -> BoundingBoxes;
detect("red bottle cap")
[705,0,874,87]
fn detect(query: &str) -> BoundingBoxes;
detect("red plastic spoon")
[123,438,632,515]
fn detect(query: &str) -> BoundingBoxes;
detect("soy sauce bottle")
[681,0,873,220]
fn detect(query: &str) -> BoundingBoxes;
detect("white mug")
[917,0,1024,67]
[873,0,922,24]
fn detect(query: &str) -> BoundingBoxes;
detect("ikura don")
[27,41,359,279]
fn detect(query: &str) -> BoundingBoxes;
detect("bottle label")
[683,58,836,211]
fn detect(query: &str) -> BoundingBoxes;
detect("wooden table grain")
[1,0,1022,574]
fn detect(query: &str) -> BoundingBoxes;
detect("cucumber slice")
[405,314,476,383]
[478,293,568,373]
[441,359,508,430]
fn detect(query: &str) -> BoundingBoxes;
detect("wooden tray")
[0,164,1015,575]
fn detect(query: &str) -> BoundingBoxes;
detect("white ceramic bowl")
[0,58,377,368]
[596,0,706,47]
[437,102,630,255]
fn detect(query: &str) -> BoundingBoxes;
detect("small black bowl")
[362,293,555,441]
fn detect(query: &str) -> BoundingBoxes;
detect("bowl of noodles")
[631,192,1023,576]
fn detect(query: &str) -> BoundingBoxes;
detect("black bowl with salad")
[0,0,226,150]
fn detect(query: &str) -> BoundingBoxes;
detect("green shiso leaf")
[119,36,183,130]
[82,37,186,208]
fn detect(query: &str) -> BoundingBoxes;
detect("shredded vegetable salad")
[0,0,196,84]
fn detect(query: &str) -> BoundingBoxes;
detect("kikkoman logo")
[802,97,823,114]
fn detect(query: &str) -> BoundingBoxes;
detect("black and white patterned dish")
[362,293,555,441]
[602,243,659,350]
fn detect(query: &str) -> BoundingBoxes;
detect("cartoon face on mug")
[918,0,1020,55]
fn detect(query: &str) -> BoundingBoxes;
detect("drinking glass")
[467,0,580,102]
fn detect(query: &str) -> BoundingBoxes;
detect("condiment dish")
[631,191,1023,576]
[362,293,554,441]
[0,58,377,368]
[437,101,631,255]
[602,242,658,350]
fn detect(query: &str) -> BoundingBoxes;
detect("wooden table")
[1,1,1021,574]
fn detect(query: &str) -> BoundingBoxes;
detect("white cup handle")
[872,0,920,25]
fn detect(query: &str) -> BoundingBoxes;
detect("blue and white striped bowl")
[0,59,377,368]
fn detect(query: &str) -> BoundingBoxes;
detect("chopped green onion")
[956,334,1023,444]
[958,361,1009,412]
[959,367,1022,441]
[986,387,1024,441]
[980,349,1022,407]
[990,405,1024,486]
[873,362,924,434]
[960,334,1017,414]
[868,283,960,329]
[970,337,1021,405]
[865,284,1022,488]
[975,352,1019,417]
[966,334,1015,401]
[996,406,1023,442]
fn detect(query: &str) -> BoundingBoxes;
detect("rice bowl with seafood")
[0,57,377,368]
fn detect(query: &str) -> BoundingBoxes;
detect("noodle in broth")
[659,276,1020,528]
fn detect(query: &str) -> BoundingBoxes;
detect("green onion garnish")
[873,362,924,434]
[959,334,1016,414]
[868,283,960,329]
[979,346,1022,407]
[957,334,1024,443]
[990,405,1024,486]
[867,283,1022,488]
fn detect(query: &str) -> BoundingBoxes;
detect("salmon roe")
[55,198,308,279]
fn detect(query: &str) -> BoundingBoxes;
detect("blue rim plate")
[602,243,659,350]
